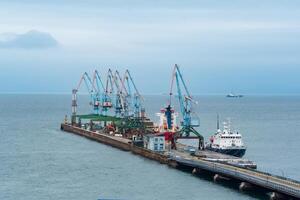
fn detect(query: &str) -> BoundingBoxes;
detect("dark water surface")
[0,94,299,200]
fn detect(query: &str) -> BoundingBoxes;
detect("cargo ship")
[205,118,246,157]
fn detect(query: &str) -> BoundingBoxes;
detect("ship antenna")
[217,114,220,130]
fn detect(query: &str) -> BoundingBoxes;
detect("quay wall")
[61,123,169,164]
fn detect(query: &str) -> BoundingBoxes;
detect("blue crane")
[75,72,99,114]
[169,64,204,149]
[105,69,126,117]
[92,70,112,115]
[123,69,144,118]
[105,69,115,106]
[114,70,129,117]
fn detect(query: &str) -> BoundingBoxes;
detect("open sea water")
[0,94,299,200]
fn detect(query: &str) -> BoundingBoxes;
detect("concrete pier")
[61,123,300,200]
[171,153,300,199]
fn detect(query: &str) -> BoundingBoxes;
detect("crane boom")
[93,70,105,92]
[106,69,114,95]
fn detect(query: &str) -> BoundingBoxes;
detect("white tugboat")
[206,117,246,157]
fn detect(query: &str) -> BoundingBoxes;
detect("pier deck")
[175,143,257,169]
[61,123,300,199]
[171,150,300,199]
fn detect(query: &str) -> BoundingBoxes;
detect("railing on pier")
[171,155,300,199]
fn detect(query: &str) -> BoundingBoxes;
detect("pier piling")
[239,182,253,191]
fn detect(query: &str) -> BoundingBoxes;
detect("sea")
[0,94,299,200]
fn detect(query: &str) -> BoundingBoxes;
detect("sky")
[0,0,299,94]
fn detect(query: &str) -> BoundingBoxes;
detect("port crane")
[92,70,112,115]
[71,71,100,124]
[115,70,129,117]
[105,69,127,117]
[105,69,115,113]
[71,69,148,135]
[75,72,99,114]
[123,69,144,118]
[169,64,204,149]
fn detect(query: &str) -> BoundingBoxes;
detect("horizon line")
[0,92,299,96]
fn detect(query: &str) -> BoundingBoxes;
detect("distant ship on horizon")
[226,92,243,98]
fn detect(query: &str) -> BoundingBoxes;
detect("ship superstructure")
[155,105,179,133]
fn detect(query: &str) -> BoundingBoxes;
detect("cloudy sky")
[0,0,299,94]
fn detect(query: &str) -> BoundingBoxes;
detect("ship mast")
[217,114,220,130]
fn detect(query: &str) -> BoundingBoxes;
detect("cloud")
[0,30,58,49]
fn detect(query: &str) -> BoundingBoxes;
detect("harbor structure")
[61,123,300,200]
[143,133,165,151]
[61,65,300,200]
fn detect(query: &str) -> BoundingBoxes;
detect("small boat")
[226,93,243,98]
[205,117,246,157]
